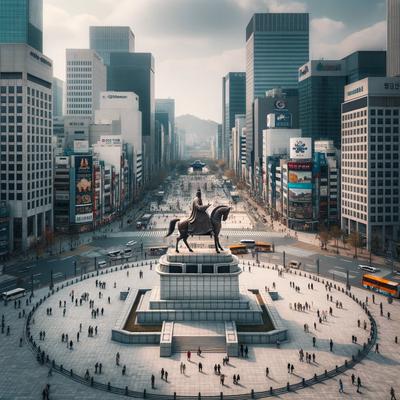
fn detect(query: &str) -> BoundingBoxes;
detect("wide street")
[0,171,396,294]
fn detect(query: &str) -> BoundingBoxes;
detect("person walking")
[165,371,168,382]
[391,387,397,400]
[339,379,344,393]
[329,339,333,352]
[161,368,164,380]
[375,343,380,353]
[151,374,155,389]
[357,376,361,393]
[266,367,269,377]
[351,373,355,385]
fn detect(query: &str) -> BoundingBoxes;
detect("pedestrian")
[236,374,240,384]
[151,374,155,389]
[198,362,202,372]
[233,374,236,385]
[357,377,361,393]
[339,379,344,393]
[266,367,269,377]
[375,343,379,353]
[99,363,102,374]
[351,374,355,385]
[245,345,248,358]
[287,363,290,373]
[214,364,217,374]
[290,364,294,374]
[217,364,221,374]
[330,339,333,352]
[165,371,168,382]
[391,387,397,400]
[161,368,164,380]
[313,337,316,347]
[122,365,126,376]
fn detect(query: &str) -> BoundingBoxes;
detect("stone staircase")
[172,322,226,353]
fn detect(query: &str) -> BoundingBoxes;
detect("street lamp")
[50,269,54,290]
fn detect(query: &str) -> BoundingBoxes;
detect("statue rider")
[188,188,212,235]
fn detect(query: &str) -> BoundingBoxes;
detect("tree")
[370,235,381,254]
[318,225,331,250]
[348,231,362,259]
[330,225,342,254]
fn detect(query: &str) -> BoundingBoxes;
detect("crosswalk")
[105,230,285,239]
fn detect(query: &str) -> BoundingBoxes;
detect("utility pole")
[282,251,286,268]
[316,257,320,276]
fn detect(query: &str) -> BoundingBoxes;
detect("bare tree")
[318,225,331,250]
[330,225,342,254]
[348,231,362,259]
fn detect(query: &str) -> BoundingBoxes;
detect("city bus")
[255,242,273,252]
[240,239,256,248]
[229,244,248,255]
[362,274,400,298]
[1,288,26,301]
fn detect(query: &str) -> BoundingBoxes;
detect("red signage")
[287,161,312,171]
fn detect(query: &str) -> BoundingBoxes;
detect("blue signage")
[274,111,292,128]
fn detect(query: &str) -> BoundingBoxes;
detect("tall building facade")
[108,52,155,181]
[0,44,53,251]
[387,0,400,77]
[222,72,245,165]
[52,77,63,118]
[156,99,175,161]
[0,0,43,52]
[89,26,135,66]
[245,13,309,185]
[341,77,400,252]
[299,52,386,149]
[65,49,106,117]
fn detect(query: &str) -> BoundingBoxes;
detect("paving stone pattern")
[0,260,399,399]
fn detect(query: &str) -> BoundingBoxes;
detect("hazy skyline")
[44,0,386,122]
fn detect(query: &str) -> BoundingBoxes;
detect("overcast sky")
[43,0,386,122]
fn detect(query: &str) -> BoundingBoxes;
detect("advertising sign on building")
[75,155,93,224]
[290,138,312,159]
[73,140,89,153]
[288,170,312,189]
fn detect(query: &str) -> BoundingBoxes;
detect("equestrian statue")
[165,188,231,253]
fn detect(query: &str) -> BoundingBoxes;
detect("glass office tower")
[90,26,135,65]
[0,0,43,52]
[245,13,309,184]
[222,72,246,165]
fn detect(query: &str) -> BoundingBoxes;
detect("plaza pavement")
[1,257,399,399]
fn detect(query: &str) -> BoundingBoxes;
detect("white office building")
[341,77,400,252]
[66,49,106,118]
[0,44,53,251]
[94,92,143,194]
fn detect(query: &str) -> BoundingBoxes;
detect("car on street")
[97,260,107,268]
[126,240,137,247]
[288,260,301,269]
[358,265,380,273]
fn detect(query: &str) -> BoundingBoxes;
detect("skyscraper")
[52,77,64,118]
[387,0,400,77]
[298,52,386,148]
[0,0,43,52]
[156,99,175,161]
[0,44,53,251]
[222,72,246,166]
[65,49,107,117]
[89,26,135,66]
[108,52,155,181]
[245,13,309,185]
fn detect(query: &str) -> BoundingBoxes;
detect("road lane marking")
[327,269,355,279]
[340,259,352,263]
[53,272,64,278]
[61,256,73,261]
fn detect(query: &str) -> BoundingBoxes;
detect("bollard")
[324,369,327,377]
[143,389,146,398]
[125,386,128,395]
[314,373,317,381]
[335,365,338,373]
[107,382,111,391]
[287,382,290,391]
[220,392,223,399]
[174,392,177,400]
[302,378,305,386]
[198,392,201,400]
[70,369,73,376]
[345,360,348,367]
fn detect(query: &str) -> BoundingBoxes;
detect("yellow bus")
[255,242,273,252]
[229,244,248,255]
[362,274,400,298]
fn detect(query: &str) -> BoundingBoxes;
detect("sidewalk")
[240,190,397,269]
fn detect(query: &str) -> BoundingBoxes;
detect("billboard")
[75,155,93,224]
[288,202,313,219]
[73,140,89,153]
[290,138,312,159]
[288,170,312,189]
[288,188,312,202]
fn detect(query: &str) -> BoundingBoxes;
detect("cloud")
[234,0,307,12]
[43,4,100,78]
[312,20,386,59]
[311,17,346,45]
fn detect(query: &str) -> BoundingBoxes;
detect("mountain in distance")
[176,114,219,144]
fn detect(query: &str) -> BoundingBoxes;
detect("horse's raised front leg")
[183,236,193,252]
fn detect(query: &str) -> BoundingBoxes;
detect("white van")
[97,260,107,268]
[288,260,301,269]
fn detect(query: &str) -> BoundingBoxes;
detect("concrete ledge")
[160,321,174,357]
[225,321,238,356]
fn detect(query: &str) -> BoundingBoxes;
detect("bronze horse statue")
[165,205,231,253]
